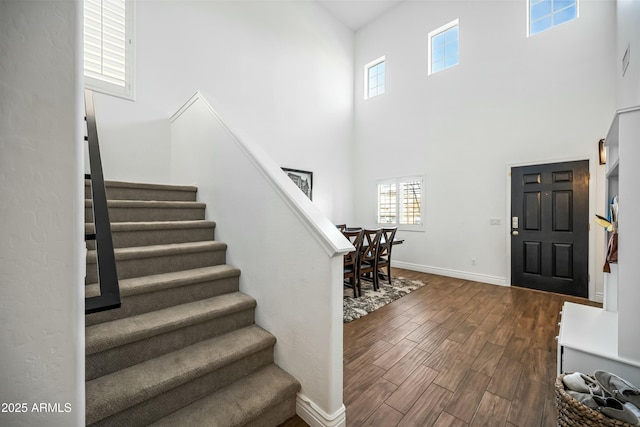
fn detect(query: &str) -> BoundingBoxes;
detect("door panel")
[511,160,589,297]
[553,191,572,231]
[524,241,542,274]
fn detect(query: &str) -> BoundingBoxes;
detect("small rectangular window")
[377,176,424,230]
[84,0,135,99]
[528,0,578,36]
[399,180,422,225]
[377,182,397,224]
[428,19,459,75]
[364,56,385,100]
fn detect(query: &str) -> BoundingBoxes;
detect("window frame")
[84,0,135,100]
[428,19,459,76]
[527,0,579,37]
[364,56,386,100]
[376,175,425,231]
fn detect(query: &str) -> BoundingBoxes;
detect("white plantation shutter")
[377,182,397,224]
[84,0,133,98]
[377,176,424,229]
[399,180,422,225]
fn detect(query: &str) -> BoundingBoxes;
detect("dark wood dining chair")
[358,228,383,291]
[342,229,363,297]
[377,227,397,285]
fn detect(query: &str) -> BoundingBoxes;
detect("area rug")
[343,276,427,323]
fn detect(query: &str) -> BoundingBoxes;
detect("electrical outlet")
[471,258,477,266]
[490,218,501,225]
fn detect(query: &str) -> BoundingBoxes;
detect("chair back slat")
[359,228,382,263]
[379,227,397,258]
[343,229,363,265]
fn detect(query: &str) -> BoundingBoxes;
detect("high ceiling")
[316,0,405,31]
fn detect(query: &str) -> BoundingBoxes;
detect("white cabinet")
[558,302,640,384]
[557,106,640,380]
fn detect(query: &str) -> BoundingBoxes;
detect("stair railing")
[84,89,121,314]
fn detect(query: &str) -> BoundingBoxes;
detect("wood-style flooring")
[280,268,600,427]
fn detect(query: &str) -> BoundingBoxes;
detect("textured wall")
[0,1,84,425]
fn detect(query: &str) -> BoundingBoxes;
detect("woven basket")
[555,374,636,427]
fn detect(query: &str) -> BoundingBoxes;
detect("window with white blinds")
[399,180,422,225]
[377,176,424,229]
[377,182,397,224]
[84,0,134,99]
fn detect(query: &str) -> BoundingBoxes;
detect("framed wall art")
[282,168,313,200]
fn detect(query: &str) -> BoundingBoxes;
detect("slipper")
[627,402,640,419]
[567,390,599,409]
[595,371,640,408]
[593,395,640,426]
[563,372,608,396]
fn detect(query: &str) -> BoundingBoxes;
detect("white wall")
[616,0,640,108]
[0,1,84,426]
[353,0,617,296]
[170,93,351,426]
[94,0,354,224]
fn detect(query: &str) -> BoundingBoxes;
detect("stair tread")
[150,364,300,427]
[86,265,240,299]
[86,325,275,425]
[86,241,227,263]
[85,220,216,232]
[86,179,198,193]
[86,292,256,355]
[85,199,205,208]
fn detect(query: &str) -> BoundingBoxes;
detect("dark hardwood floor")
[280,268,600,427]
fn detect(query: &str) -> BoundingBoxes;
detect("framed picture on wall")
[282,168,313,200]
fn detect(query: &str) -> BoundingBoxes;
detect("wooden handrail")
[84,89,121,314]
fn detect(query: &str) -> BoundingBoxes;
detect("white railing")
[169,91,352,427]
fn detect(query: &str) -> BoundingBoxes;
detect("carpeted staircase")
[84,180,300,427]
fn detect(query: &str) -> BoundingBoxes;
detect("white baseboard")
[296,394,346,427]
[595,291,604,303]
[392,261,508,287]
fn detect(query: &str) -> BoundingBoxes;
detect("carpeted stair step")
[85,241,226,284]
[85,199,206,223]
[85,180,198,202]
[150,364,300,427]
[85,265,241,326]
[86,292,257,380]
[85,220,216,249]
[86,325,277,427]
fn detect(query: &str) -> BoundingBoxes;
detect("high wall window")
[529,0,578,36]
[364,56,385,99]
[377,176,424,229]
[84,0,135,99]
[428,19,459,75]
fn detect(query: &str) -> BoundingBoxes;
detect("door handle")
[512,231,519,236]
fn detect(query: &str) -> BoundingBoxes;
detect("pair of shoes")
[564,372,640,425]
[567,390,599,409]
[592,395,640,426]
[595,371,640,408]
[563,372,608,396]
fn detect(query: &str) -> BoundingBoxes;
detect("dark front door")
[511,160,589,297]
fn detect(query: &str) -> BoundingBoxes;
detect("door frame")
[505,154,601,302]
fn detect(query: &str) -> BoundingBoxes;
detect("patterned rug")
[343,276,427,323]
